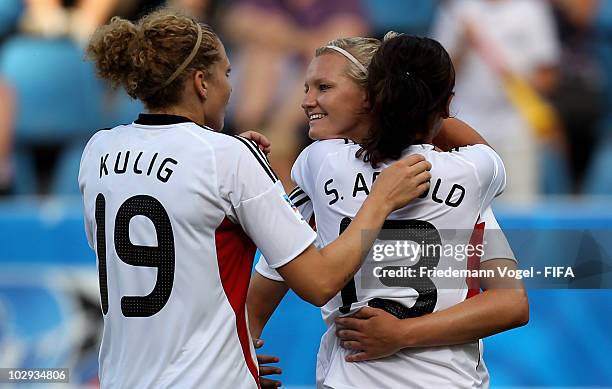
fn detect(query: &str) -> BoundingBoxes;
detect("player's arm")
[432,118,489,151]
[335,259,528,361]
[278,155,431,306]
[248,187,313,338]
[247,273,289,339]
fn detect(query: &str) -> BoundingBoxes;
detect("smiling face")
[301,53,371,142]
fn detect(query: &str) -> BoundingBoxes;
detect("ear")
[194,70,208,100]
[361,88,371,110]
[443,93,454,118]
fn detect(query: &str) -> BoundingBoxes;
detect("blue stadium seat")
[50,91,143,195]
[51,141,85,196]
[361,0,438,36]
[11,150,36,195]
[0,36,105,194]
[0,0,22,38]
[0,36,104,144]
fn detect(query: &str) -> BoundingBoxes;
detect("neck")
[348,115,372,143]
[148,103,205,127]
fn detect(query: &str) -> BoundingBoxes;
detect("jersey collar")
[134,113,195,126]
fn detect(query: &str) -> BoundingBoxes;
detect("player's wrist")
[398,318,420,349]
[363,194,393,219]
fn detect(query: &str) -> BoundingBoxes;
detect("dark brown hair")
[86,9,221,110]
[357,34,455,167]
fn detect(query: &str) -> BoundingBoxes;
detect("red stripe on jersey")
[466,221,486,299]
[309,214,316,231]
[215,217,260,388]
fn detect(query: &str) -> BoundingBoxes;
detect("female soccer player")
[250,34,528,388]
[79,11,432,388]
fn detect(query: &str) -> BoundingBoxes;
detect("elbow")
[303,278,338,307]
[510,290,530,328]
[308,284,336,307]
[309,295,329,308]
[299,291,329,307]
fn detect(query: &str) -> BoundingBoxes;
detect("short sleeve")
[220,137,317,268]
[455,144,506,215]
[480,206,516,263]
[255,256,284,281]
[255,186,315,280]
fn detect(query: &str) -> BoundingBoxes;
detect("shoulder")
[300,139,358,162]
[424,144,503,180]
[80,126,117,163]
[292,139,359,190]
[445,144,505,192]
[177,126,266,159]
[295,139,359,174]
[434,144,501,165]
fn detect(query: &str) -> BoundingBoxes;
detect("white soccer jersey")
[256,139,511,389]
[78,114,316,389]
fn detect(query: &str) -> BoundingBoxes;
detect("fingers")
[345,352,370,363]
[259,365,282,376]
[341,340,363,351]
[404,153,425,165]
[417,181,431,194]
[415,170,432,185]
[257,354,280,364]
[258,348,282,389]
[336,328,363,341]
[409,160,432,175]
[334,317,361,331]
[352,306,380,319]
[260,377,282,388]
[253,338,264,349]
[239,130,272,155]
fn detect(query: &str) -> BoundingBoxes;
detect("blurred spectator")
[551,0,612,194]
[432,0,562,200]
[0,0,169,196]
[20,0,118,45]
[168,0,214,21]
[0,80,14,195]
[548,0,606,192]
[222,0,368,189]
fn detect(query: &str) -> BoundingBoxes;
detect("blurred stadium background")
[0,0,610,387]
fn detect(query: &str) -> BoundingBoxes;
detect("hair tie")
[148,22,203,96]
[325,45,367,74]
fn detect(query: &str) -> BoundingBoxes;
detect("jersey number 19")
[95,193,175,317]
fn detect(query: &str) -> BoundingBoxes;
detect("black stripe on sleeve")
[232,135,279,183]
[293,195,310,208]
[289,187,305,200]
[241,136,278,180]
[248,138,274,166]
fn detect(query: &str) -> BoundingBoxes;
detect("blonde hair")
[87,9,221,110]
[315,36,381,89]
